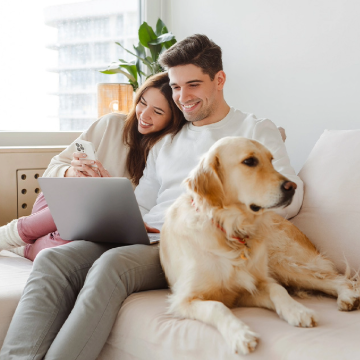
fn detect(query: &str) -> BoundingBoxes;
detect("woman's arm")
[43,113,127,178]
[43,123,105,178]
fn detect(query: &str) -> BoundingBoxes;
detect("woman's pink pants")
[18,193,70,261]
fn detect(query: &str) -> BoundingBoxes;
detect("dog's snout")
[281,181,297,192]
[278,181,297,207]
[277,181,297,208]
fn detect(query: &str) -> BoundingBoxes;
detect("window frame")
[0,131,82,147]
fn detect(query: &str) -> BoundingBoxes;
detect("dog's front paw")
[337,288,360,311]
[279,302,317,328]
[226,324,259,355]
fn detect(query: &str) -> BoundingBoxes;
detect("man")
[0,35,302,360]
[137,35,302,229]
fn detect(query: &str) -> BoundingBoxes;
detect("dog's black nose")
[273,181,297,209]
[281,181,297,192]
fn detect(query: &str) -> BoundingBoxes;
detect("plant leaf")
[159,45,168,56]
[99,66,136,82]
[148,33,175,45]
[118,59,136,66]
[115,42,139,59]
[150,45,162,62]
[133,42,146,59]
[101,20,177,85]
[138,22,157,48]
[133,42,147,77]
[128,80,139,92]
[155,18,166,36]
[138,22,161,61]
[119,64,138,82]
[159,22,175,49]
[116,41,153,69]
[99,62,124,72]
[164,37,176,49]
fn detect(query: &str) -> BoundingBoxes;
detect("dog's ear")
[186,152,225,207]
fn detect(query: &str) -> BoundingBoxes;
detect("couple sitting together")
[0,34,303,360]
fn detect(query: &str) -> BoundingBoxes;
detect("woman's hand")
[65,152,110,178]
[80,160,111,178]
[65,152,95,177]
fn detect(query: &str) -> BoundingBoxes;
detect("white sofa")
[1,129,360,359]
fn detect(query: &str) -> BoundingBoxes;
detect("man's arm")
[134,147,161,217]
[252,119,303,219]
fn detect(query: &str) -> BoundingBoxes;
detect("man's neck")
[192,101,231,127]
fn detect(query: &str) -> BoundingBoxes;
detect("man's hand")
[144,223,160,233]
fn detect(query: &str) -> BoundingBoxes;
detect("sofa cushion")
[291,129,360,274]
[97,289,360,360]
[0,247,359,359]
[0,251,32,348]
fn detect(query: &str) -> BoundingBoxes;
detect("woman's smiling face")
[136,87,172,135]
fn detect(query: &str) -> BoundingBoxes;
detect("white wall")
[164,0,360,172]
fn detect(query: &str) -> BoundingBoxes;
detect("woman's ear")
[185,152,224,207]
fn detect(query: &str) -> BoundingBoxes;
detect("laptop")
[38,177,160,245]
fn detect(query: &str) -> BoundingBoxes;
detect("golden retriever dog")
[159,137,359,355]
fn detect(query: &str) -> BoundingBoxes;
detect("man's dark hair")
[159,34,223,80]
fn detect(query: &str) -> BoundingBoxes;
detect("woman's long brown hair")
[123,72,186,185]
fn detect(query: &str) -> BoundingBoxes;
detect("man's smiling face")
[169,64,219,124]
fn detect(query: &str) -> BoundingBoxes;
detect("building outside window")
[0,0,140,132]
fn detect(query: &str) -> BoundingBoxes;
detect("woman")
[0,71,186,260]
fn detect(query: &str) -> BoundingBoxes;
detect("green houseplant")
[100,19,176,91]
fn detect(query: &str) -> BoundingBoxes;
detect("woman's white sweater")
[43,113,129,179]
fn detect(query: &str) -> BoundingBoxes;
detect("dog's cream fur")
[160,137,359,355]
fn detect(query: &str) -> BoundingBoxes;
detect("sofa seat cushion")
[291,129,360,274]
[98,289,360,360]
[0,251,33,348]
[1,252,359,359]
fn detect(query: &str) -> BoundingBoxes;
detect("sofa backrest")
[291,129,360,275]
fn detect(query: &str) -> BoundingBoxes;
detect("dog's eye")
[242,157,258,167]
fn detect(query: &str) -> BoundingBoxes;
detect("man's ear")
[185,152,224,207]
[216,70,226,90]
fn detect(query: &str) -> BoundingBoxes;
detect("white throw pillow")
[290,129,360,275]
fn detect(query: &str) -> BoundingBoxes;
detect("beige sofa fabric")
[0,251,32,348]
[1,253,359,360]
[291,129,360,274]
[98,289,360,360]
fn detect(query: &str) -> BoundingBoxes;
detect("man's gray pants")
[0,241,167,360]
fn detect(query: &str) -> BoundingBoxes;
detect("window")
[0,0,140,132]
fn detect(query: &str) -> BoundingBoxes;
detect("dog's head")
[185,137,297,214]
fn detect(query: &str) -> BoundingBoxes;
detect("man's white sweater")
[135,107,303,230]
